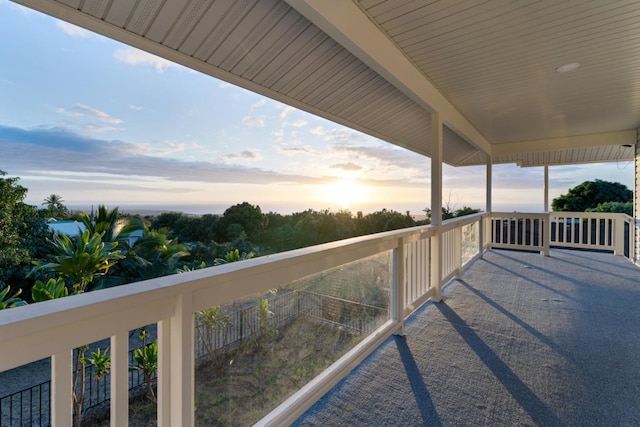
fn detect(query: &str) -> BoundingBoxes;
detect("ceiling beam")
[492,130,637,156]
[285,0,491,155]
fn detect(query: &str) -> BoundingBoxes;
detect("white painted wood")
[15,0,640,168]
[170,293,194,427]
[392,239,405,336]
[157,319,171,427]
[284,0,491,154]
[51,350,72,426]
[544,165,549,212]
[486,155,492,213]
[110,332,129,427]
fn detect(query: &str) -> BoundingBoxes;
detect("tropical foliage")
[0,285,27,309]
[0,170,51,295]
[42,193,68,219]
[552,179,633,214]
[31,230,124,293]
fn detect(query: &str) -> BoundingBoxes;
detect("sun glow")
[323,179,368,210]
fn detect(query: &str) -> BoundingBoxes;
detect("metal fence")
[1,289,387,426]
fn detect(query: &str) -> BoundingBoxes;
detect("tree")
[75,205,121,242]
[220,202,264,241]
[31,230,124,293]
[586,201,633,216]
[552,179,632,212]
[30,241,115,427]
[42,194,68,219]
[0,170,51,295]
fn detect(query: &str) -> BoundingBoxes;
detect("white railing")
[1,211,632,426]
[489,212,634,261]
[0,214,487,427]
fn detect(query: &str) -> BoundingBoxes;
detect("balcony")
[1,211,637,426]
[293,247,640,426]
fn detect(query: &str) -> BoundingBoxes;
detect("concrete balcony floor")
[293,249,640,426]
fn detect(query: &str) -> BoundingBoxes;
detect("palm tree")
[42,194,68,219]
[43,193,64,209]
[75,205,121,242]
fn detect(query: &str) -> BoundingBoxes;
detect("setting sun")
[323,179,368,210]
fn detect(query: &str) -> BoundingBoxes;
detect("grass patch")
[91,319,358,426]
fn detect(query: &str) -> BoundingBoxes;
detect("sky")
[0,1,634,216]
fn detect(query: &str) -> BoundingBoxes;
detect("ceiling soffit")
[13,0,640,167]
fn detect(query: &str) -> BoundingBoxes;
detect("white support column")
[486,154,492,213]
[170,293,195,427]
[51,350,73,426]
[634,130,640,265]
[392,238,406,336]
[430,113,443,303]
[484,156,492,253]
[157,319,171,427]
[111,332,129,427]
[544,165,549,212]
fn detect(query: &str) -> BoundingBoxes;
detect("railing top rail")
[0,222,441,371]
[440,212,488,230]
[490,212,549,219]
[548,211,630,219]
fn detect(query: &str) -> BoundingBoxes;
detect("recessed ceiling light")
[556,62,580,73]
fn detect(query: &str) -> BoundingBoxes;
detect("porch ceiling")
[14,0,640,167]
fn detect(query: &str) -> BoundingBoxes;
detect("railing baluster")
[158,319,171,427]
[170,293,194,427]
[51,350,73,426]
[111,332,129,427]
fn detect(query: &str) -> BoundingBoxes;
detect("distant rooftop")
[47,220,85,237]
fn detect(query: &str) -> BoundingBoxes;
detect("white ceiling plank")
[285,0,491,155]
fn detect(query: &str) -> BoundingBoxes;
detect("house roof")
[15,0,639,167]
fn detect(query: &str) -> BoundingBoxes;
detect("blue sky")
[0,1,634,215]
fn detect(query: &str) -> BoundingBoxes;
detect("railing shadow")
[393,335,442,427]
[456,279,570,361]
[435,302,563,426]
[551,249,640,274]
[481,257,576,301]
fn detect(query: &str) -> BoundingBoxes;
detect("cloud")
[132,141,203,157]
[56,20,91,37]
[0,125,320,186]
[242,115,265,128]
[223,150,262,162]
[83,124,119,133]
[329,143,422,170]
[276,145,322,156]
[251,100,266,110]
[56,104,123,124]
[284,119,307,128]
[113,47,179,72]
[278,106,296,119]
[330,162,362,171]
[129,104,144,110]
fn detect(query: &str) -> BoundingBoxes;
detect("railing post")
[478,215,485,255]
[110,332,129,427]
[392,238,406,336]
[431,229,443,303]
[614,216,625,256]
[455,223,462,276]
[170,293,194,427]
[542,214,550,256]
[158,319,171,427]
[51,350,73,426]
